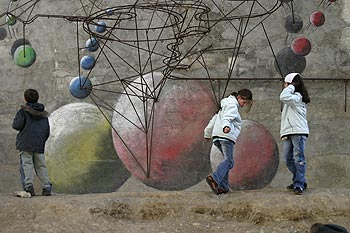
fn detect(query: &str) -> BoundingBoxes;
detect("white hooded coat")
[204,95,242,143]
[280,84,309,138]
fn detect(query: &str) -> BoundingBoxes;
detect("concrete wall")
[0,0,349,193]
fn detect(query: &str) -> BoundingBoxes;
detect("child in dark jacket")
[12,89,52,197]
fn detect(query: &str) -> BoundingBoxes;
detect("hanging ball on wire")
[106,8,114,15]
[291,37,312,56]
[284,14,303,33]
[6,15,16,26]
[85,37,99,52]
[0,28,7,41]
[69,76,92,99]
[95,21,106,33]
[274,47,306,77]
[80,55,95,70]
[11,38,31,57]
[14,45,36,68]
[310,11,325,27]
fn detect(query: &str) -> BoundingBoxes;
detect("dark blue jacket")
[12,103,50,153]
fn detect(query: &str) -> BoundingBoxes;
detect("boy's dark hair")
[24,89,39,103]
[292,74,310,104]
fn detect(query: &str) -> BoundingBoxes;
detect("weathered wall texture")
[0,0,349,193]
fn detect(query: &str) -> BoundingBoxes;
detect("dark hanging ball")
[0,28,7,40]
[274,47,306,77]
[11,38,31,57]
[285,14,303,33]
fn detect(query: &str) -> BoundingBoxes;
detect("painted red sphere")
[291,37,312,56]
[112,73,215,190]
[210,120,279,190]
[310,11,325,27]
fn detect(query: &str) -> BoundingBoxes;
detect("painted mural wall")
[0,0,349,194]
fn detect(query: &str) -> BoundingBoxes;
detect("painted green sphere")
[14,45,36,68]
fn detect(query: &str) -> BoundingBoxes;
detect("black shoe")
[42,184,52,196]
[24,186,35,197]
[303,182,307,190]
[287,184,294,190]
[294,187,303,195]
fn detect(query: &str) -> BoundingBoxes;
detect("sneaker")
[206,175,219,195]
[24,186,35,197]
[287,183,307,191]
[294,187,303,195]
[42,184,52,196]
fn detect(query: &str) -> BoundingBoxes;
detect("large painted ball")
[112,72,215,190]
[45,103,130,194]
[210,120,279,190]
[80,55,95,70]
[69,76,92,99]
[14,45,36,68]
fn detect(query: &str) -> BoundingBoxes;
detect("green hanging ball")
[14,45,36,68]
[6,15,16,26]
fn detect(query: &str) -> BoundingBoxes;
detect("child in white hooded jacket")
[280,73,310,195]
[204,89,253,195]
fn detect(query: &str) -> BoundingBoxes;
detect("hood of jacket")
[22,103,49,119]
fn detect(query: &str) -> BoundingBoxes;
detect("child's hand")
[223,126,231,133]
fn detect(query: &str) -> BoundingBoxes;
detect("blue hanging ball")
[95,21,106,33]
[80,55,95,70]
[85,38,99,52]
[69,76,92,99]
[105,8,113,15]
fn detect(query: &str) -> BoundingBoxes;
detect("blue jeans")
[282,135,307,189]
[212,139,234,191]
